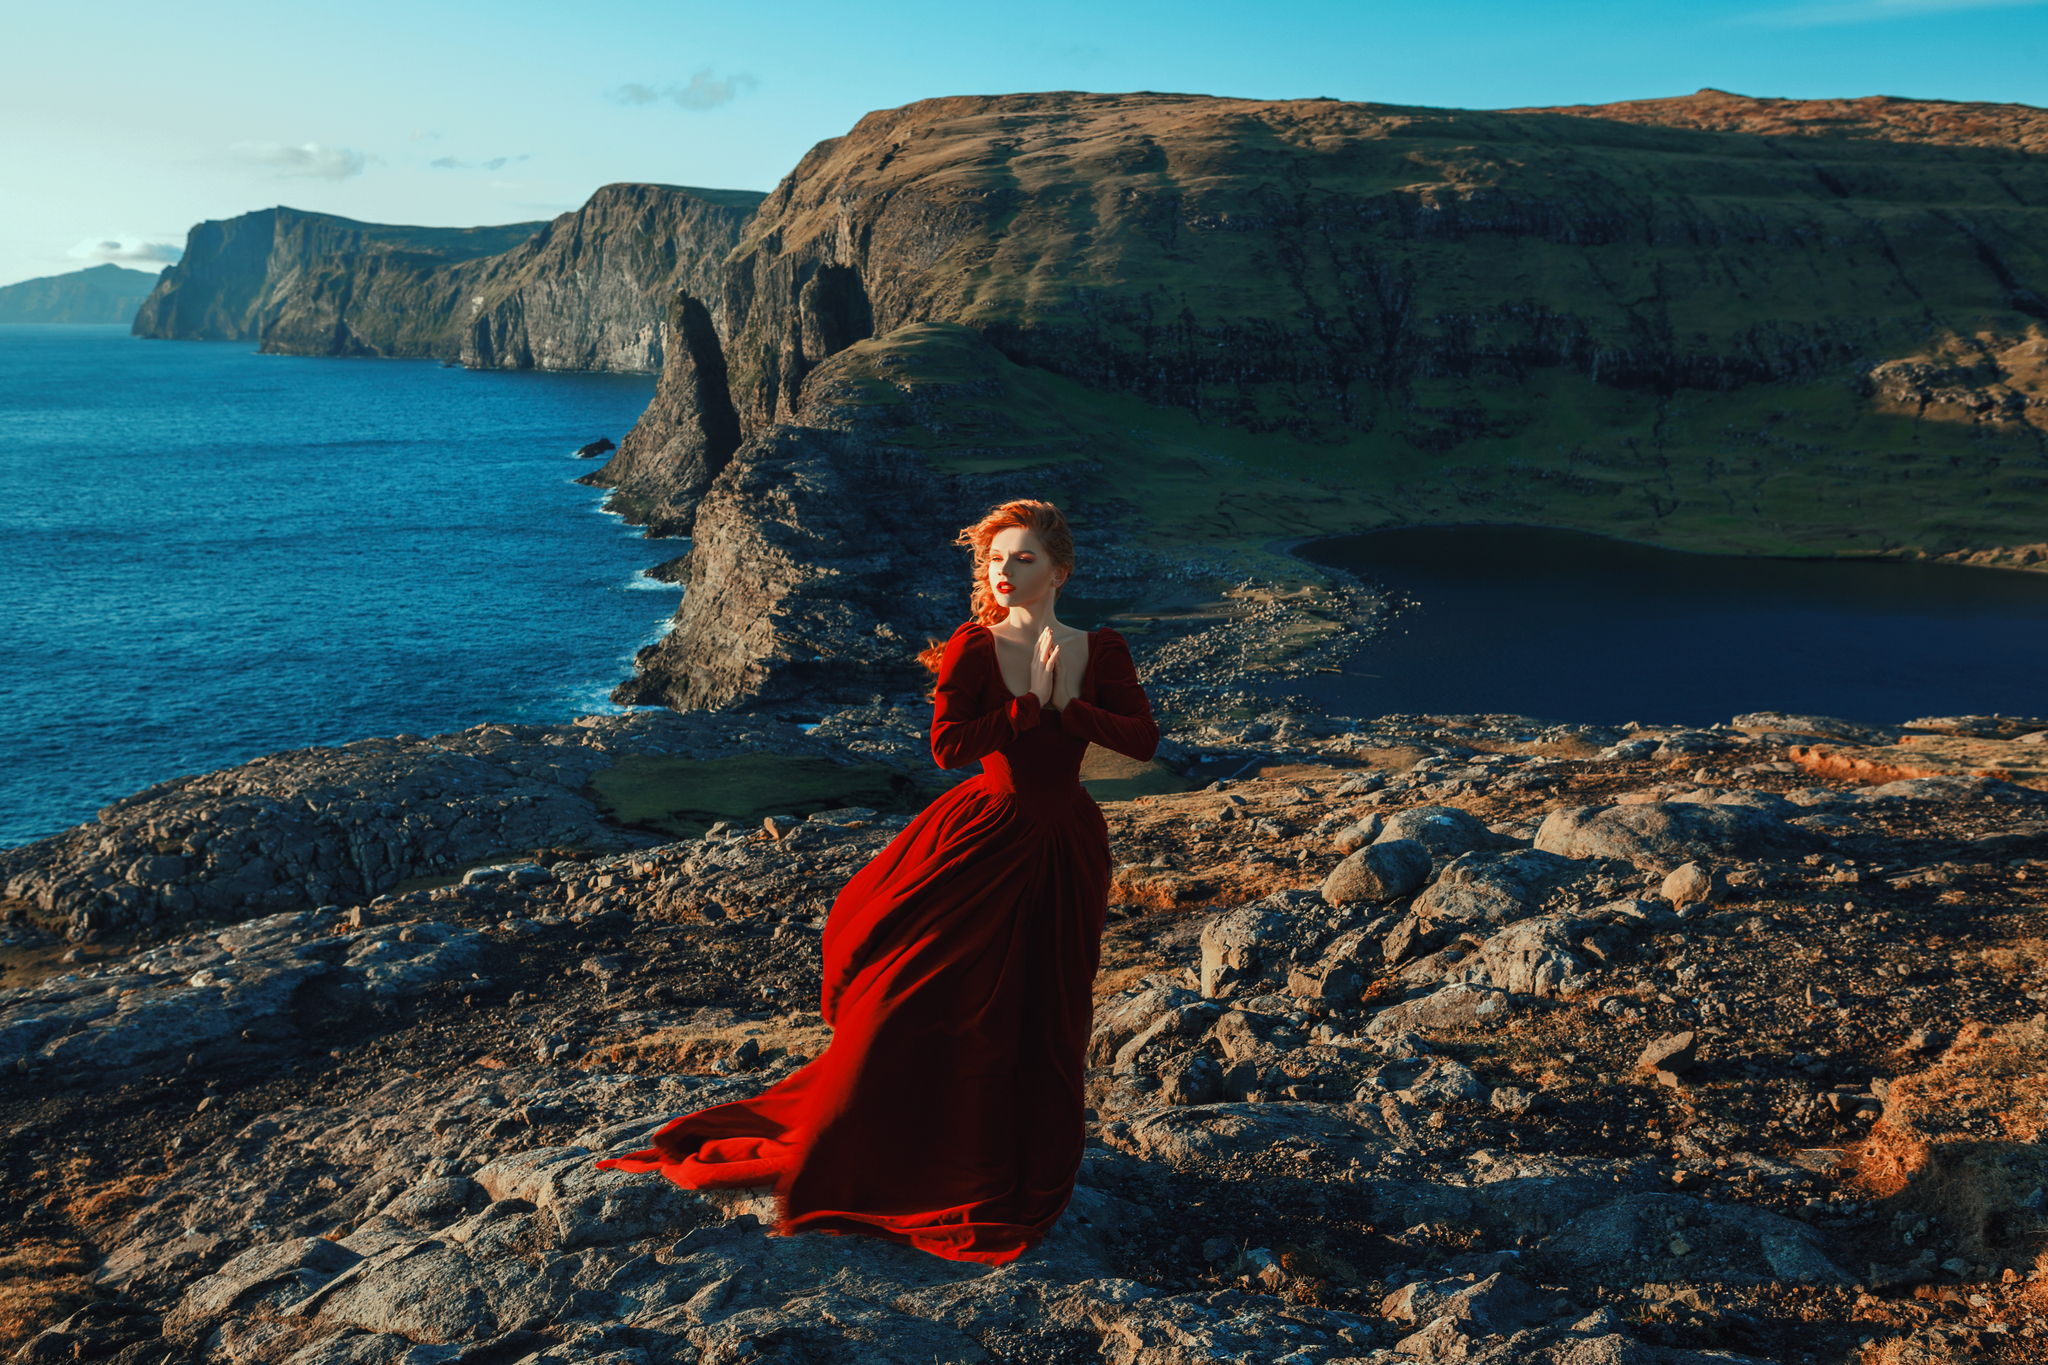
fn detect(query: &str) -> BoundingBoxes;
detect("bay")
[0,326,675,848]
[1293,524,2048,728]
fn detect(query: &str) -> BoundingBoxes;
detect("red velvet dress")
[597,623,1159,1263]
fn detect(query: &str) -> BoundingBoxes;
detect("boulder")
[1660,861,1726,908]
[1199,909,1290,998]
[1331,815,1384,854]
[1535,801,1824,873]
[1490,1086,1541,1114]
[1389,848,1585,964]
[1401,1056,1484,1106]
[1452,912,1602,997]
[1366,983,1511,1035]
[1113,1002,1223,1073]
[1286,961,1365,1004]
[1321,838,1431,907]
[1636,1031,1698,1075]
[1375,805,1493,858]
[1210,1009,1291,1063]
[1394,1273,1549,1360]
[1088,984,1198,1066]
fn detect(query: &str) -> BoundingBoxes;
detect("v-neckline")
[982,624,1095,700]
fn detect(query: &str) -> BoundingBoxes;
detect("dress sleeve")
[1060,630,1158,763]
[930,624,1043,770]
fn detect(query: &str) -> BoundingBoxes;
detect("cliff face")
[692,88,2047,438]
[131,185,764,372]
[604,87,2048,712]
[131,210,542,345]
[0,264,162,324]
[454,184,763,372]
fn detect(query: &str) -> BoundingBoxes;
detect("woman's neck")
[1001,599,1062,634]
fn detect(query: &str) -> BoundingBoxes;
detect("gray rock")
[177,1235,362,1322]
[1660,861,1725,908]
[1366,983,1511,1035]
[1401,1057,1484,1106]
[1198,909,1289,997]
[1375,804,1493,858]
[1395,1272,1548,1360]
[379,1177,482,1230]
[1331,815,1384,854]
[1540,1192,1850,1285]
[1390,848,1585,965]
[1438,912,1602,998]
[1490,1086,1541,1114]
[1321,838,1431,907]
[1088,984,1199,1066]
[1535,801,1824,873]
[473,1144,715,1249]
[1113,1002,1223,1073]
[1637,1031,1699,1075]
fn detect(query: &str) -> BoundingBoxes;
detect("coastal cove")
[1293,526,2048,727]
[0,327,670,847]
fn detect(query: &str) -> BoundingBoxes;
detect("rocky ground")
[3,697,2046,1365]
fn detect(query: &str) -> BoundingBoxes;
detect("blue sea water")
[0,326,676,849]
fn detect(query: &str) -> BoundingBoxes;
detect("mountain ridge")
[0,263,163,324]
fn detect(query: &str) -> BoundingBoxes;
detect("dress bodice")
[930,624,1158,798]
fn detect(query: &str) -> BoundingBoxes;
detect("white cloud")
[68,235,183,269]
[233,142,370,181]
[429,153,532,172]
[410,128,439,142]
[607,68,757,112]
[1748,0,2045,24]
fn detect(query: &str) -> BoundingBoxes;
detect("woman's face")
[988,526,1064,612]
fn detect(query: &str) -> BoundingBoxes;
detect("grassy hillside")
[707,89,2048,567]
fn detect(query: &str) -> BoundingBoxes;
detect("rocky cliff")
[0,264,162,324]
[599,87,2048,712]
[131,184,765,372]
[130,210,543,346]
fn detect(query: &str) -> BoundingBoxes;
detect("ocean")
[0,326,676,849]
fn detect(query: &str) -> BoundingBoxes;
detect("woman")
[597,499,1158,1265]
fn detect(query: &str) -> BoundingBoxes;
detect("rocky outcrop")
[573,293,743,534]
[7,705,2046,1363]
[0,709,904,941]
[607,323,1159,710]
[131,185,763,372]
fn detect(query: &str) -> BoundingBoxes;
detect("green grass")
[814,320,2048,569]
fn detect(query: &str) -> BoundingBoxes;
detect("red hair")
[918,500,1075,674]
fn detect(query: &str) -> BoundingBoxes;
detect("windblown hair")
[917,500,1075,675]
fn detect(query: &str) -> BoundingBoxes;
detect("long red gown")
[596,622,1159,1263]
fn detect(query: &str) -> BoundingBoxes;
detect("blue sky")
[3,0,2044,288]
